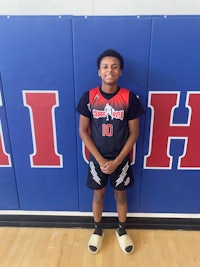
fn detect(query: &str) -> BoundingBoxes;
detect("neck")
[101,84,118,94]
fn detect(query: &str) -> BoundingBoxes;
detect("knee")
[114,191,127,205]
[93,189,106,205]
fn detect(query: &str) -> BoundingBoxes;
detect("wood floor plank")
[0,227,200,267]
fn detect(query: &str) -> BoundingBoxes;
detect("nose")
[107,66,113,72]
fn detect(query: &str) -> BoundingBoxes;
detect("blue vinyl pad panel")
[0,15,199,214]
[0,16,78,210]
[73,17,151,212]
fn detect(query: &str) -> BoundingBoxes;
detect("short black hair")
[97,49,124,70]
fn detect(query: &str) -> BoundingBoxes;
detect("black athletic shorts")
[87,155,134,191]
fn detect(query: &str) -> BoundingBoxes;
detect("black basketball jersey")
[76,87,144,159]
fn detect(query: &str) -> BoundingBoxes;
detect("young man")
[76,49,144,255]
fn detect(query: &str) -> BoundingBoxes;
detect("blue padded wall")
[0,15,199,214]
[0,16,78,210]
[0,73,19,209]
[73,16,151,212]
[141,17,200,212]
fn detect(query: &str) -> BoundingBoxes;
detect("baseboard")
[0,215,199,230]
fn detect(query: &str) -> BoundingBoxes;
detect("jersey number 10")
[102,124,113,137]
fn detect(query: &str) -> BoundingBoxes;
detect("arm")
[79,114,108,167]
[115,118,139,165]
[101,118,139,174]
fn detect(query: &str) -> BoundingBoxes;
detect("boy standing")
[76,49,144,254]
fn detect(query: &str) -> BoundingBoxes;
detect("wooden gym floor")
[0,227,200,267]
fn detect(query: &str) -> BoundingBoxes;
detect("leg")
[88,187,106,254]
[93,187,106,224]
[114,189,127,224]
[87,156,107,223]
[111,156,133,223]
[114,189,134,254]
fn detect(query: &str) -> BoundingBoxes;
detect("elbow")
[79,127,88,140]
[79,127,84,139]
[129,129,139,144]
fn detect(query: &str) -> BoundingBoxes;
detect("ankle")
[94,221,103,236]
[118,221,127,236]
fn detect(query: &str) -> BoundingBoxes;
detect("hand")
[100,160,118,174]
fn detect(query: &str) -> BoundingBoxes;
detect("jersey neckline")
[99,86,120,100]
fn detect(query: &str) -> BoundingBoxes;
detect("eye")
[112,64,120,70]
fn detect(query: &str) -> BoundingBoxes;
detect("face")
[98,56,122,86]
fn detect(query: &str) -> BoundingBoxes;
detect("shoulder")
[119,87,131,94]
[119,87,139,102]
[125,89,145,119]
[76,90,90,116]
[89,86,100,98]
